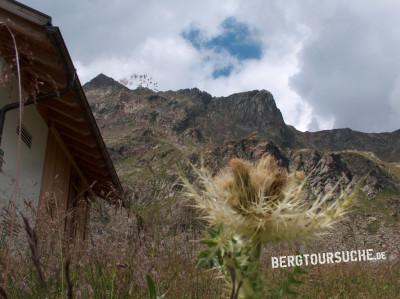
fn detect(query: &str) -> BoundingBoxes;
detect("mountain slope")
[83,73,400,258]
[84,73,400,163]
[82,73,400,203]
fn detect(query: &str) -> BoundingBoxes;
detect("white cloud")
[76,36,202,87]
[290,0,400,132]
[23,0,400,132]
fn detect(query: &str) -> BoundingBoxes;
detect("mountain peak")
[84,73,128,91]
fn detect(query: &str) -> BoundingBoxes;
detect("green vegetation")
[366,219,380,234]
[387,163,400,179]
[356,188,398,225]
[1,189,399,298]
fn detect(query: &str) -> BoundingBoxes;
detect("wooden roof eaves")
[0,0,51,26]
[0,1,123,198]
[44,26,123,195]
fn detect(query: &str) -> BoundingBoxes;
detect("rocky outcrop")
[295,128,400,162]
[201,90,295,146]
[290,149,398,198]
[84,73,129,92]
[206,137,398,198]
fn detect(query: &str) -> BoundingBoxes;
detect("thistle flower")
[183,155,357,243]
[182,155,359,299]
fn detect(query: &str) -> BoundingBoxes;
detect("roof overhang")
[0,0,123,202]
[0,0,51,26]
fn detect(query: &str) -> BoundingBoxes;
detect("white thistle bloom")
[182,155,358,242]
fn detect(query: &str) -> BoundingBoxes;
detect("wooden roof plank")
[66,143,103,160]
[59,131,97,148]
[41,99,82,115]
[47,107,86,123]
[52,118,91,135]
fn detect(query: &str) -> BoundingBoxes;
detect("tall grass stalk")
[0,22,24,292]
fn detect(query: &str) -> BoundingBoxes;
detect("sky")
[22,0,400,133]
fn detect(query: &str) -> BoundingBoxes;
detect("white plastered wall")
[0,58,48,208]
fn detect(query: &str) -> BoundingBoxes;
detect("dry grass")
[1,189,399,298]
[267,262,400,299]
[0,189,223,299]
[0,156,398,298]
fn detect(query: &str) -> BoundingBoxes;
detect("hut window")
[16,125,32,149]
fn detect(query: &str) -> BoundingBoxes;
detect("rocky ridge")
[84,74,400,195]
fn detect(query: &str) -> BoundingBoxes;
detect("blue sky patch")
[182,28,203,50]
[208,17,262,60]
[182,17,262,78]
[212,65,234,78]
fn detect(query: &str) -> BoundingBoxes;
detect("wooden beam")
[56,125,91,138]
[49,126,99,200]
[47,105,85,121]
[75,161,109,177]
[16,48,65,78]
[58,137,98,154]
[58,131,97,148]
[52,118,91,136]
[21,68,66,94]
[82,169,109,180]
[47,106,86,123]
[28,50,64,75]
[56,96,81,108]
[73,154,107,169]
[22,62,67,88]
[41,100,82,116]
[50,126,90,187]
[66,143,103,160]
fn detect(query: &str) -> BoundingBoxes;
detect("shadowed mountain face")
[84,73,400,162]
[83,73,400,199]
[85,74,294,147]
